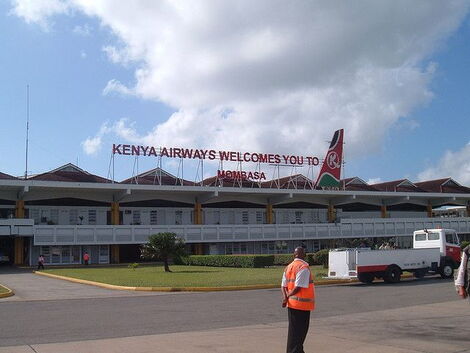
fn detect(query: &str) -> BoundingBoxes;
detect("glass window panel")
[69,209,78,225]
[233,243,240,254]
[72,246,80,263]
[51,246,61,264]
[132,210,141,225]
[256,211,263,224]
[99,245,109,263]
[282,212,289,224]
[30,209,40,223]
[50,209,59,224]
[41,246,51,264]
[61,247,70,263]
[88,210,97,225]
[242,211,249,224]
[150,210,158,225]
[428,232,440,241]
[40,210,48,224]
[415,233,426,241]
[175,211,182,225]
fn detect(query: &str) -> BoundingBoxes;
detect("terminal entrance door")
[0,236,14,265]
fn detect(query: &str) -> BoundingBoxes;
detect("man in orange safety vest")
[281,247,315,353]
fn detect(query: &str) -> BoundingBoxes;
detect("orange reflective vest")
[284,260,315,311]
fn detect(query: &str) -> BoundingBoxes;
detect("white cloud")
[12,1,470,162]
[80,50,86,59]
[81,123,109,155]
[73,23,91,36]
[418,142,470,185]
[10,0,70,31]
[81,136,102,155]
[102,79,134,96]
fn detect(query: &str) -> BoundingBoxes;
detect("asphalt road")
[0,276,460,347]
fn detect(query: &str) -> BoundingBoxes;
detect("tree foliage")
[461,240,470,250]
[141,232,186,272]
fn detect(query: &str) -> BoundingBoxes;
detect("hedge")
[312,249,329,268]
[273,254,293,266]
[176,251,330,268]
[179,255,275,268]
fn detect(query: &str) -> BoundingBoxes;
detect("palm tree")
[141,232,186,272]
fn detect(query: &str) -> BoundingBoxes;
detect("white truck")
[328,228,461,284]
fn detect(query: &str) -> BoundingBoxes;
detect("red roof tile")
[121,168,194,186]
[372,179,425,192]
[0,172,18,180]
[415,178,470,193]
[340,177,378,191]
[262,174,314,190]
[30,164,111,183]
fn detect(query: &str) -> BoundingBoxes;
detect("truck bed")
[328,248,441,279]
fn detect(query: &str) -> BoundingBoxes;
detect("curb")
[34,271,356,292]
[0,284,14,298]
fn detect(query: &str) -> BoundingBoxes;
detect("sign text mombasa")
[112,144,320,181]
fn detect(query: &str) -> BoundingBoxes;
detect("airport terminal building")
[1,163,470,266]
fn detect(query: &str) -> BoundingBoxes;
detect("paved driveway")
[0,267,165,301]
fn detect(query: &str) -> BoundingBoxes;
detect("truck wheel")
[414,269,427,279]
[357,273,374,284]
[384,265,401,283]
[440,263,454,279]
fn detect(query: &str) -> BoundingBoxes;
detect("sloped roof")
[415,178,470,193]
[340,177,378,191]
[262,174,314,190]
[30,163,111,183]
[202,175,261,188]
[121,168,194,186]
[0,172,18,180]
[372,179,425,193]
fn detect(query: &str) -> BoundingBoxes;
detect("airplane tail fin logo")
[315,129,344,188]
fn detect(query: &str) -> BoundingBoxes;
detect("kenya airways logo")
[326,151,341,169]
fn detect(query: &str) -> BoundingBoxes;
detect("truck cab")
[413,228,461,278]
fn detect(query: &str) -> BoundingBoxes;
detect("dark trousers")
[287,307,310,353]
[37,262,44,270]
[84,260,89,265]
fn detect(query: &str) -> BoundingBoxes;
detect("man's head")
[294,247,306,259]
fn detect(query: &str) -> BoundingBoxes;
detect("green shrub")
[312,249,329,268]
[128,262,139,270]
[180,255,274,268]
[305,253,315,265]
[273,254,293,266]
[272,253,318,266]
[461,240,470,250]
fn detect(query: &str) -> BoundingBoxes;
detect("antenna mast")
[25,84,30,179]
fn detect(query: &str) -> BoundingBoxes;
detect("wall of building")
[22,205,333,226]
[31,244,108,266]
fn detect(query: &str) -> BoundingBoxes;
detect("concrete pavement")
[1,299,469,353]
[0,270,168,301]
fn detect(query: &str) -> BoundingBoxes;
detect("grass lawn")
[43,265,329,287]
[0,284,9,294]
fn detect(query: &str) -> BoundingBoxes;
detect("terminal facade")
[1,163,470,266]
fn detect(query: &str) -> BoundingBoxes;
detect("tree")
[141,232,186,272]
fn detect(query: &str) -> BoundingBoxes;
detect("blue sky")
[1,1,469,185]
